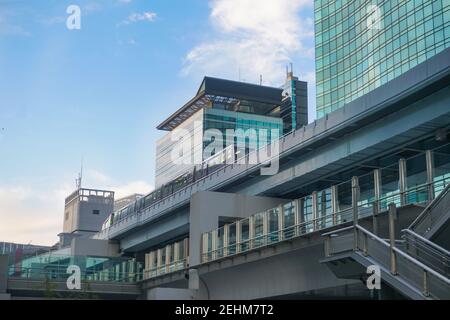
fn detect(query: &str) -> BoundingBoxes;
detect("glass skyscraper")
[314,0,450,118]
[154,77,291,187]
[155,108,283,187]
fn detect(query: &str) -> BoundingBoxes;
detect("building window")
[65,211,69,220]
[93,210,100,215]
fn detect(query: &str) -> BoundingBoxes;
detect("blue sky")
[0,0,316,245]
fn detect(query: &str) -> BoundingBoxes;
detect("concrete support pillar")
[249,216,255,249]
[157,249,163,275]
[211,230,217,261]
[352,176,360,251]
[236,221,242,253]
[399,158,407,206]
[202,233,210,262]
[223,225,229,257]
[312,191,318,231]
[278,204,285,241]
[263,211,269,245]
[294,199,301,236]
[388,203,398,275]
[144,253,149,279]
[331,185,338,226]
[321,190,327,228]
[200,233,205,262]
[298,198,305,235]
[165,245,171,273]
[150,251,156,276]
[426,150,435,201]
[144,253,149,271]
[188,269,199,291]
[373,169,381,235]
[174,242,180,262]
[184,238,189,264]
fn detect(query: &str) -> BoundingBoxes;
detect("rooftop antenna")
[238,66,241,82]
[286,65,289,78]
[290,62,293,74]
[259,75,263,85]
[75,158,83,190]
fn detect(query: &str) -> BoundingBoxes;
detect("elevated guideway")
[140,176,449,300]
[97,48,450,253]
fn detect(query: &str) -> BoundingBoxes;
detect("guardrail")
[402,229,450,277]
[201,177,449,264]
[100,140,450,243]
[8,267,143,283]
[7,254,144,284]
[409,183,450,236]
[143,259,188,280]
[323,225,450,299]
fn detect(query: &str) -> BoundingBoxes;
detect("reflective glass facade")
[155,108,283,187]
[8,254,143,283]
[155,109,204,187]
[315,0,450,118]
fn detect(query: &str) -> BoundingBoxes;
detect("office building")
[314,0,450,118]
[155,76,307,187]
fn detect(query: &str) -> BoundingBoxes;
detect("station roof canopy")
[157,77,283,131]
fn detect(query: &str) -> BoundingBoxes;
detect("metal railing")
[201,177,449,263]
[7,254,144,283]
[9,266,143,283]
[409,183,450,237]
[402,229,450,278]
[143,259,188,280]
[323,225,450,300]
[202,208,351,263]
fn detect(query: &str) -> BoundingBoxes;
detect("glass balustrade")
[283,202,296,239]
[200,145,450,264]
[144,238,189,280]
[8,254,143,283]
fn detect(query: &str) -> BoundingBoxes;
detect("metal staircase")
[322,224,450,299]
[321,186,450,300]
[409,184,450,241]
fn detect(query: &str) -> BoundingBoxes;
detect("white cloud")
[182,0,314,85]
[0,11,30,36]
[86,169,112,185]
[118,11,157,26]
[0,185,72,245]
[83,3,102,14]
[83,169,154,198]
[117,38,137,46]
[0,170,153,246]
[0,24,31,36]
[83,169,153,199]
[113,181,153,199]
